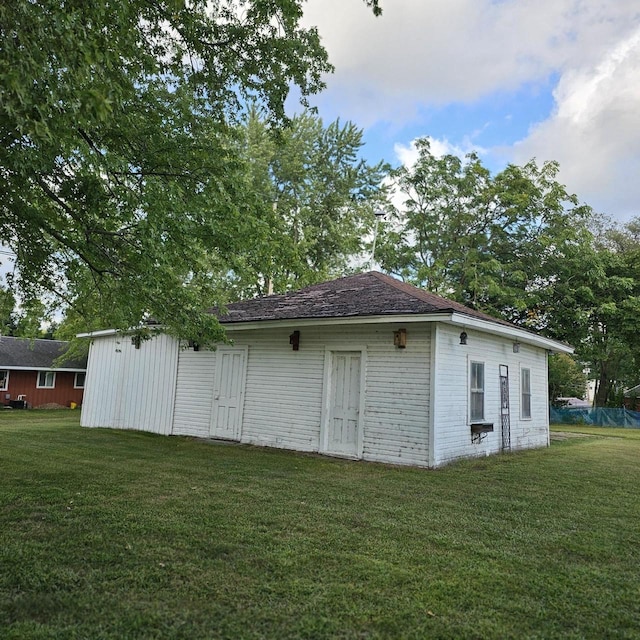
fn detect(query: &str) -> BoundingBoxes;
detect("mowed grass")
[1,412,639,639]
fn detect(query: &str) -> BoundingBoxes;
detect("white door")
[323,351,363,458]
[210,347,247,440]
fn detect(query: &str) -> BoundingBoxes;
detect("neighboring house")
[623,384,640,411]
[80,272,572,468]
[0,336,87,409]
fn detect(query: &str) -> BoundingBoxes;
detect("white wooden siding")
[432,323,549,466]
[241,327,325,452]
[80,334,178,435]
[172,323,432,466]
[83,319,550,469]
[172,349,217,438]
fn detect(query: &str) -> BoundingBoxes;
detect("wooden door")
[210,347,247,440]
[323,351,363,458]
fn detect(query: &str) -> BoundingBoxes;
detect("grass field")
[1,411,639,639]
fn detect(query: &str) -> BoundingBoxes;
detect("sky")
[295,0,640,223]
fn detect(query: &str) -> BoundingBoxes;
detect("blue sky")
[297,0,640,223]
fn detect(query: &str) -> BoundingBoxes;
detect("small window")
[470,361,485,422]
[521,367,532,419]
[74,372,86,389]
[37,371,56,389]
[0,370,8,391]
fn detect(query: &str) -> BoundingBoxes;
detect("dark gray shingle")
[216,271,514,328]
[0,337,87,370]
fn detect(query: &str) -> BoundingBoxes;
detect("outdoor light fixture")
[513,341,520,353]
[188,340,200,352]
[289,330,300,351]
[393,328,407,349]
[459,331,468,345]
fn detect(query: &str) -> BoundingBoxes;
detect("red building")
[0,337,87,409]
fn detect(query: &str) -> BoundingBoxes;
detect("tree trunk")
[594,367,612,407]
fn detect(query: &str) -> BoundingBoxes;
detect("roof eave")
[0,365,87,372]
[448,312,574,354]
[221,313,451,330]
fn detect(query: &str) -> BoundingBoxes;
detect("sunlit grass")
[1,411,639,638]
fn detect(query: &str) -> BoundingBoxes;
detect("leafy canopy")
[376,138,593,327]
[0,0,380,344]
[225,108,388,297]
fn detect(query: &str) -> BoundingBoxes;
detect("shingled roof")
[0,337,87,370]
[216,271,514,328]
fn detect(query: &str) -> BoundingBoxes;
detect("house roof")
[78,271,573,354]
[0,336,87,371]
[217,271,516,328]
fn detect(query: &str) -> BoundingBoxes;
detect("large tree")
[376,138,593,327]
[226,109,387,297]
[0,0,380,345]
[552,217,640,406]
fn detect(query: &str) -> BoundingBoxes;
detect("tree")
[0,286,16,335]
[548,354,588,406]
[0,0,380,345]
[226,109,387,297]
[554,217,640,406]
[376,138,593,326]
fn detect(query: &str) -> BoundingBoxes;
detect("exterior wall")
[1,369,84,408]
[172,323,432,467]
[432,323,549,467]
[82,320,552,469]
[172,349,217,438]
[81,333,178,435]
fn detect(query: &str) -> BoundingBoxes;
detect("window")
[74,372,86,389]
[0,370,8,391]
[470,361,485,421]
[37,371,56,389]
[521,367,532,419]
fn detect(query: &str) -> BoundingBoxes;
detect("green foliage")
[377,139,593,327]
[548,353,588,405]
[555,217,640,406]
[0,0,380,344]
[0,285,53,338]
[227,109,387,296]
[376,141,640,407]
[1,412,640,638]
[0,287,16,335]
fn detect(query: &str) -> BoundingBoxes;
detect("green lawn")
[1,412,639,639]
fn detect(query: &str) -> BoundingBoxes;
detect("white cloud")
[510,26,640,219]
[394,136,477,167]
[304,0,640,124]
[301,0,640,220]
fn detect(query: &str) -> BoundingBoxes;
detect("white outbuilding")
[80,271,572,468]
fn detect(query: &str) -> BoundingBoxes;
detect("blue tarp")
[550,406,640,428]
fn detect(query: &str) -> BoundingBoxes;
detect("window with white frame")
[521,367,532,419]
[0,370,8,391]
[74,372,86,389]
[37,371,56,389]
[470,361,485,422]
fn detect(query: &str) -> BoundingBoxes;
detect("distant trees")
[548,354,588,405]
[376,139,640,406]
[556,217,640,406]
[227,109,387,297]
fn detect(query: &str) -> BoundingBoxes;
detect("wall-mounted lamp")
[289,330,300,351]
[459,331,468,346]
[393,328,407,349]
[188,340,200,352]
[131,335,142,349]
[513,341,520,353]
